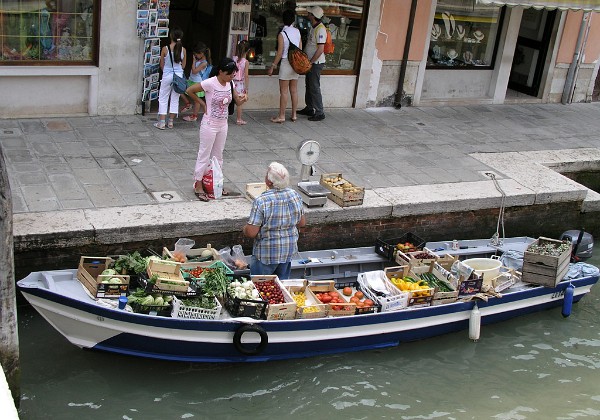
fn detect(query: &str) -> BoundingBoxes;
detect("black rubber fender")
[233,324,268,355]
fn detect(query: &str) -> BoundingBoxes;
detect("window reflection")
[427,0,502,69]
[0,0,95,62]
[237,0,365,72]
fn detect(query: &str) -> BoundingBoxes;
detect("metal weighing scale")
[296,140,330,207]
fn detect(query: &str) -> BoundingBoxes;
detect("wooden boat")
[17,239,599,363]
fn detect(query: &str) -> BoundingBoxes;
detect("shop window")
[427,0,503,69]
[0,0,97,64]
[228,0,367,74]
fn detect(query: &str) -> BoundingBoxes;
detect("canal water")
[16,252,600,419]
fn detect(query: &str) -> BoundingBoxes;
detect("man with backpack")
[298,6,327,122]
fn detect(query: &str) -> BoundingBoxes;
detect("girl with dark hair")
[268,9,301,123]
[181,42,213,122]
[154,28,187,129]
[186,58,248,201]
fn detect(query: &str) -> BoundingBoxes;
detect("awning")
[477,0,600,11]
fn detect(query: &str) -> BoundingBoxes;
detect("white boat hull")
[18,268,598,362]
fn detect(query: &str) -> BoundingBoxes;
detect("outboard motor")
[561,230,594,261]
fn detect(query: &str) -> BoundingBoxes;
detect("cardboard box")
[245,182,267,200]
[522,237,571,287]
[320,173,364,207]
[76,256,130,298]
[252,275,297,320]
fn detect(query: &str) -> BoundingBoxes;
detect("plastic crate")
[183,261,234,288]
[375,232,425,261]
[357,271,409,312]
[130,301,172,317]
[224,289,268,319]
[171,296,222,320]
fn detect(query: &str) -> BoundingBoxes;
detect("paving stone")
[105,168,146,194]
[49,173,88,200]
[72,167,111,185]
[83,184,126,207]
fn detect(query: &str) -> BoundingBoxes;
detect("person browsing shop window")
[186,58,248,202]
[268,8,301,124]
[298,6,326,122]
[243,162,306,279]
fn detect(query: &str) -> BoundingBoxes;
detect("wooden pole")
[0,145,20,406]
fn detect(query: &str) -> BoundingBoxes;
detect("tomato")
[332,305,342,311]
[342,287,352,296]
[329,291,339,298]
[356,301,365,308]
[350,296,360,303]
[320,294,332,303]
[364,299,374,307]
[354,291,364,299]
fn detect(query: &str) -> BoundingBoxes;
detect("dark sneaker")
[308,113,325,121]
[298,107,315,116]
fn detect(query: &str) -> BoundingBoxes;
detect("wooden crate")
[308,280,356,317]
[162,245,221,269]
[252,275,297,320]
[76,256,130,298]
[147,258,188,292]
[411,263,459,303]
[320,173,364,207]
[285,281,329,319]
[522,237,571,287]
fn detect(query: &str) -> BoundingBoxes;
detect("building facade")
[1,0,599,118]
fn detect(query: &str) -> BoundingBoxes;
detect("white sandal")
[154,121,166,130]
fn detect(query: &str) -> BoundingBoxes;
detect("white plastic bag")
[202,156,224,199]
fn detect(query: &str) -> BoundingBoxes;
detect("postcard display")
[227,0,251,59]
[137,0,171,105]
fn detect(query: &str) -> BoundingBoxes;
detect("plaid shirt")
[248,187,304,264]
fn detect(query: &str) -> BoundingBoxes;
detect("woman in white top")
[267,9,301,123]
[155,28,186,129]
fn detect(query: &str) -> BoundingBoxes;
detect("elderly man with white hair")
[243,162,306,279]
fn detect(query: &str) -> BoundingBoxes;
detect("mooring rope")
[488,173,506,246]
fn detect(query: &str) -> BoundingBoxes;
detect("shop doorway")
[167,0,231,75]
[508,9,556,97]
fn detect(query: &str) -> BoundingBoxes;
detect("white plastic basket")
[358,271,409,311]
[171,296,222,320]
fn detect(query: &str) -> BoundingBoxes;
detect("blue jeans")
[305,63,324,116]
[250,256,292,279]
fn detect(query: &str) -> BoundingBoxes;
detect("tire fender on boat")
[233,324,268,355]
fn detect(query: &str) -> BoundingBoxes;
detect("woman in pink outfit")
[186,57,248,201]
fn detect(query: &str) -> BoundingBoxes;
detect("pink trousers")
[194,118,228,181]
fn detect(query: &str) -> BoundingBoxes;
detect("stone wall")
[13,201,595,282]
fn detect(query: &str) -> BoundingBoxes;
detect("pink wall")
[376,0,432,61]
[557,11,600,65]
